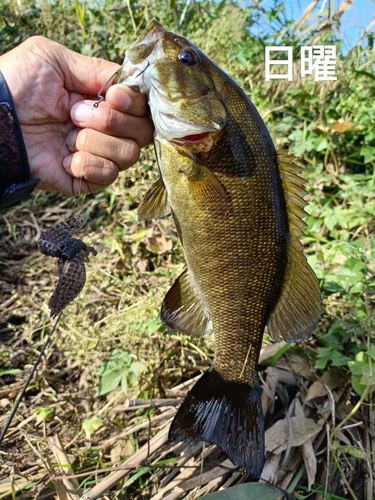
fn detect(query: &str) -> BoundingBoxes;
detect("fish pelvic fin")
[169,368,265,477]
[268,152,321,342]
[161,269,211,336]
[137,177,171,221]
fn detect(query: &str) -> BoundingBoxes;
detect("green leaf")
[367,347,375,361]
[121,373,128,395]
[353,70,375,81]
[130,361,146,377]
[268,343,290,366]
[0,369,23,376]
[315,136,328,152]
[351,374,367,397]
[34,407,54,425]
[200,483,285,500]
[338,445,366,459]
[96,368,125,396]
[82,417,104,439]
[360,146,375,164]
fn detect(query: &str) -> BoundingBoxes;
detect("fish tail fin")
[169,368,264,476]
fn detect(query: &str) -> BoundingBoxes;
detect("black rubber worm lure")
[39,215,97,317]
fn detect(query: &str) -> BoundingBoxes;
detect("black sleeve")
[0,70,40,210]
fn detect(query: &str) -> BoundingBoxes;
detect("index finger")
[106,84,149,117]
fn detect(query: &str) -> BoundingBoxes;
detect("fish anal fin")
[161,269,211,336]
[169,369,264,476]
[138,177,171,221]
[267,235,321,342]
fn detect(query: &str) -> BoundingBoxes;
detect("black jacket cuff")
[0,70,40,209]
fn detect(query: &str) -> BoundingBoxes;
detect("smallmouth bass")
[116,20,321,476]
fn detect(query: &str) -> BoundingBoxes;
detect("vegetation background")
[0,0,374,499]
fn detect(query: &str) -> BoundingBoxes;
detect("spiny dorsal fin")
[138,177,171,221]
[278,153,309,238]
[267,152,321,341]
[161,269,211,336]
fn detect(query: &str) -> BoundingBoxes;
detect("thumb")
[50,39,121,95]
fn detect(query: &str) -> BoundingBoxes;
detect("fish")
[116,20,321,476]
[39,215,97,317]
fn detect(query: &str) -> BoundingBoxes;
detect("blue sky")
[262,0,375,51]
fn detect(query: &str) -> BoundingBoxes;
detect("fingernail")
[63,155,72,170]
[71,102,92,123]
[107,85,132,110]
[66,129,78,148]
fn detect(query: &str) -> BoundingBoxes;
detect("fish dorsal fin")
[161,269,211,336]
[277,152,309,238]
[267,152,321,342]
[138,177,171,221]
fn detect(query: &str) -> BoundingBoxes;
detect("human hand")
[0,36,154,195]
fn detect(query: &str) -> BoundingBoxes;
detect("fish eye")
[178,49,199,66]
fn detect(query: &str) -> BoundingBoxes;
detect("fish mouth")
[173,132,210,143]
[149,86,221,142]
[116,20,226,144]
[115,20,165,93]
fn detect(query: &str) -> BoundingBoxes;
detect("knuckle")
[119,140,139,170]
[102,106,122,132]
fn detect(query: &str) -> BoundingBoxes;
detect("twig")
[0,312,62,445]
[48,434,82,500]
[356,438,373,500]
[324,424,330,500]
[79,423,171,500]
[331,450,359,500]
[331,376,372,439]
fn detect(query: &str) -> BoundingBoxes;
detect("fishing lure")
[39,215,97,317]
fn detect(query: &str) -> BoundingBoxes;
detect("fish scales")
[117,20,321,476]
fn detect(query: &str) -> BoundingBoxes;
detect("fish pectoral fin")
[169,369,264,477]
[188,162,232,217]
[137,177,171,221]
[267,235,321,342]
[161,269,211,336]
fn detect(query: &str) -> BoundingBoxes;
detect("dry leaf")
[259,341,288,365]
[110,439,135,463]
[305,368,348,402]
[146,234,173,254]
[293,399,317,490]
[278,352,315,380]
[260,453,281,484]
[265,416,323,454]
[293,0,319,32]
[265,366,297,386]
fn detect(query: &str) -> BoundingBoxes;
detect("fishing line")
[0,311,62,445]
[0,69,120,446]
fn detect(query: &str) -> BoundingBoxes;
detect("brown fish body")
[157,118,287,386]
[117,21,321,475]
